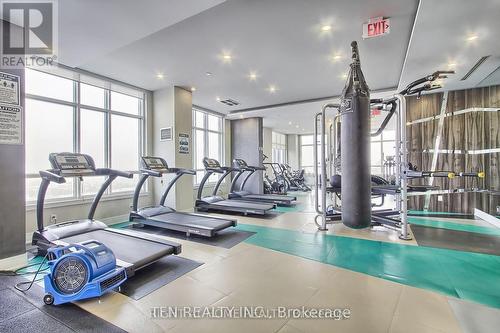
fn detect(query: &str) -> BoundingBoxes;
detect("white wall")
[287,134,299,170]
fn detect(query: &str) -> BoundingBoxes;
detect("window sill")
[25,191,151,211]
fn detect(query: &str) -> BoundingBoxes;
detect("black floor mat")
[129,225,256,249]
[411,224,500,256]
[120,255,202,300]
[0,275,125,333]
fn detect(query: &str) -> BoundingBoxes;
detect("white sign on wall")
[0,104,23,145]
[178,133,190,154]
[0,72,20,105]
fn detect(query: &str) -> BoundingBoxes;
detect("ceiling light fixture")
[206,72,212,76]
[191,87,196,92]
[223,54,232,61]
[341,73,348,79]
[295,125,299,129]
[321,25,332,32]
[332,54,342,61]
[466,34,478,41]
[239,114,244,119]
[156,73,164,79]
[288,121,292,125]
[249,72,257,81]
[447,62,457,68]
[216,96,221,101]
[268,85,277,93]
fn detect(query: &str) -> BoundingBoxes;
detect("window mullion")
[74,80,81,199]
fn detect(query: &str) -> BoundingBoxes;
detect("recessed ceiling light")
[249,72,257,81]
[288,121,292,125]
[206,72,212,76]
[268,85,277,93]
[216,96,221,101]
[191,87,196,92]
[302,128,305,131]
[447,62,457,68]
[223,54,232,61]
[239,114,244,119]
[156,73,164,79]
[321,25,332,32]
[341,73,348,79]
[466,34,478,41]
[295,125,299,129]
[332,54,342,61]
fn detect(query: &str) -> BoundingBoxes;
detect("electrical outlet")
[50,214,57,224]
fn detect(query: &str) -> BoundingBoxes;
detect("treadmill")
[32,152,181,277]
[228,158,296,206]
[195,157,276,215]
[129,157,237,237]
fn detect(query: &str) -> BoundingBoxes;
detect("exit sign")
[363,17,390,39]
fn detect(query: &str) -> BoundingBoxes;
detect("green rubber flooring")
[409,217,500,236]
[236,223,500,309]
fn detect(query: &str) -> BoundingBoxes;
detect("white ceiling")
[55,0,500,134]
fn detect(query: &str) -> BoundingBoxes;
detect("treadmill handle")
[207,168,225,174]
[140,168,164,177]
[95,168,133,178]
[39,170,66,184]
[169,167,196,175]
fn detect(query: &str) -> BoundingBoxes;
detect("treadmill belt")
[120,256,202,300]
[151,212,235,230]
[244,194,295,201]
[211,200,274,210]
[128,225,256,249]
[411,224,500,256]
[61,230,173,269]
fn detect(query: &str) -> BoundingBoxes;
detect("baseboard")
[474,208,500,229]
[0,252,28,271]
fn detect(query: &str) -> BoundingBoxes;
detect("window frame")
[25,68,147,207]
[272,131,287,164]
[192,108,224,186]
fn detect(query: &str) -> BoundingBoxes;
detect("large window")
[299,134,321,175]
[371,130,396,176]
[25,68,145,202]
[272,132,287,164]
[192,109,224,184]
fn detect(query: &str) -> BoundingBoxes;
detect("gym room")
[0,0,499,332]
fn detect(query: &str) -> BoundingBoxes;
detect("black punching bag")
[340,41,371,228]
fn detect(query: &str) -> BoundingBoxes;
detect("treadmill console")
[232,159,248,168]
[142,157,169,171]
[49,153,95,175]
[203,158,221,169]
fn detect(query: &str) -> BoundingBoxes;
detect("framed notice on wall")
[0,72,20,106]
[0,104,23,145]
[178,133,190,154]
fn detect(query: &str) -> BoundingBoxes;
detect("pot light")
[447,62,457,68]
[249,72,257,81]
[321,25,332,32]
[191,87,196,92]
[206,72,212,76]
[295,125,299,129]
[268,85,277,93]
[288,121,292,125]
[156,73,164,79]
[331,54,342,61]
[466,34,478,41]
[223,54,232,61]
[216,96,221,101]
[340,73,348,79]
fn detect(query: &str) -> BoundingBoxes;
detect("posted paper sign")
[178,133,190,154]
[0,104,23,144]
[0,72,20,106]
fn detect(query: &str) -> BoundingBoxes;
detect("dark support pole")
[132,174,149,212]
[160,173,183,206]
[88,175,117,220]
[36,179,51,231]
[197,171,212,200]
[340,41,371,228]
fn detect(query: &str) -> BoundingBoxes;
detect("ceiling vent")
[219,98,240,106]
[461,56,490,81]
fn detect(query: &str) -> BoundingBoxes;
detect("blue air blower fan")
[43,240,127,305]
